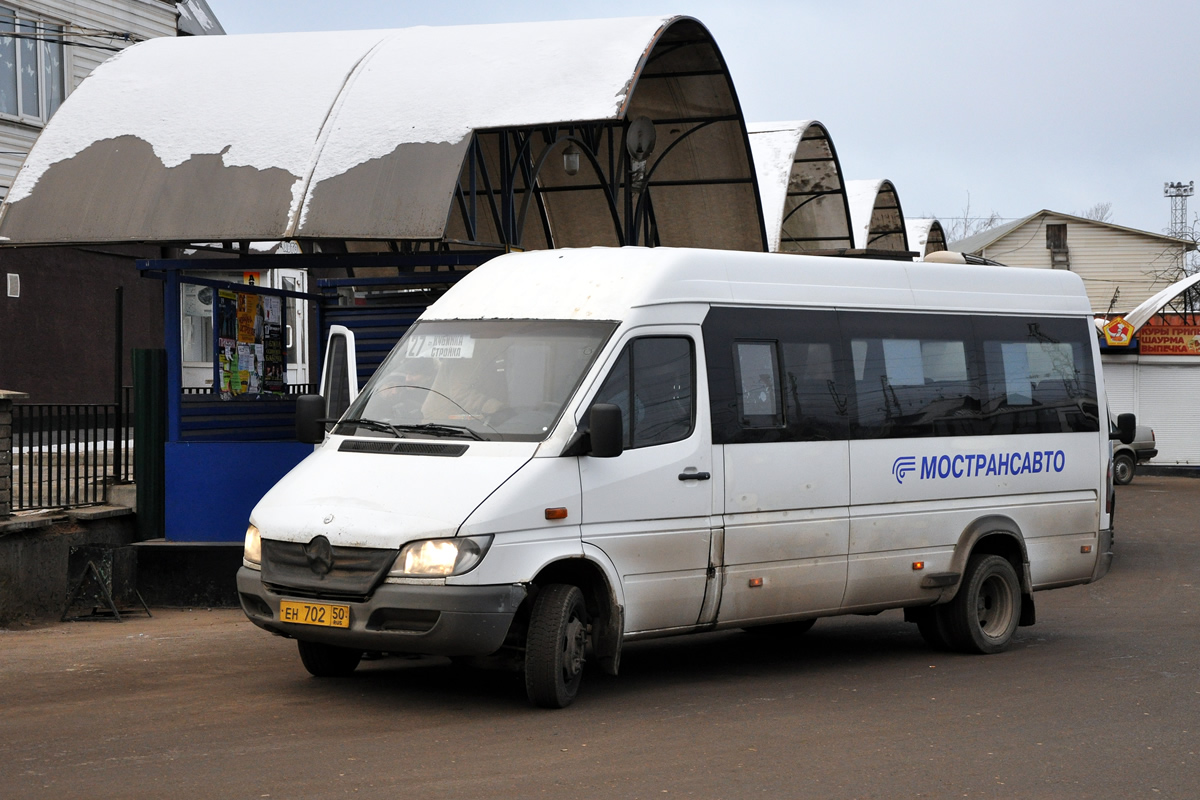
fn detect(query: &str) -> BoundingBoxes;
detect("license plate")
[279,600,350,628]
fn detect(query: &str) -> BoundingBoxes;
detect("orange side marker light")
[544,507,569,520]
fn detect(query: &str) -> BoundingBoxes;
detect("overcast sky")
[204,0,1200,240]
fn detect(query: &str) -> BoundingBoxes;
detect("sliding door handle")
[678,471,711,481]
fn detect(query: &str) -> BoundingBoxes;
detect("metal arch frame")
[865,182,909,250]
[433,17,767,254]
[626,20,769,252]
[776,123,854,250]
[513,129,626,249]
[441,112,760,253]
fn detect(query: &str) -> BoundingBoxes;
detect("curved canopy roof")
[1121,272,1200,333]
[0,16,765,252]
[846,179,909,252]
[747,121,852,252]
[905,218,947,259]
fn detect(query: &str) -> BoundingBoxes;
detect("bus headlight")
[391,536,492,577]
[244,523,262,565]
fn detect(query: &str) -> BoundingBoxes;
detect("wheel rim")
[562,613,586,682]
[1115,458,1131,482]
[975,573,1015,638]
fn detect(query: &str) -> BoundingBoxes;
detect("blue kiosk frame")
[139,252,497,542]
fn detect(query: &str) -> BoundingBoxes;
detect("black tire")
[912,607,954,651]
[297,639,363,677]
[944,554,1022,654]
[742,619,817,637]
[1113,452,1136,485]
[524,584,589,709]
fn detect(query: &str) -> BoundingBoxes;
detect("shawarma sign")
[1137,326,1200,356]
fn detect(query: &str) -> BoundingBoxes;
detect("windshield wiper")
[337,417,404,438]
[392,423,488,441]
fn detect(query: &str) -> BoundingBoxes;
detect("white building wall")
[1103,355,1200,465]
[0,0,177,197]
[981,214,1187,315]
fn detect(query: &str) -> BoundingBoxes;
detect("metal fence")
[11,387,135,511]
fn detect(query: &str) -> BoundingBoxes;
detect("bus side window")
[703,306,850,444]
[843,311,981,439]
[734,341,783,428]
[593,337,695,449]
[977,317,1099,435]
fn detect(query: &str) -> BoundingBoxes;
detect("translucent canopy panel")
[905,218,947,259]
[748,121,852,252]
[846,179,909,252]
[0,16,764,253]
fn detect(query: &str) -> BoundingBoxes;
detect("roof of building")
[951,209,1198,254]
[176,0,226,36]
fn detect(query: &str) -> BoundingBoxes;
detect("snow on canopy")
[0,15,763,251]
[905,218,947,259]
[747,121,852,252]
[846,179,909,252]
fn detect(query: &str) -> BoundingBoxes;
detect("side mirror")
[589,403,624,458]
[295,394,327,444]
[1114,412,1136,445]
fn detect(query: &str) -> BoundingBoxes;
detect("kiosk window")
[594,337,694,449]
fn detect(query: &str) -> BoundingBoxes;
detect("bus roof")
[424,246,1093,322]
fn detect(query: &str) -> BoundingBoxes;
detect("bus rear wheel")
[945,554,1021,654]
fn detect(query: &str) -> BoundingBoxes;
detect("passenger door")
[579,330,716,634]
[707,326,851,625]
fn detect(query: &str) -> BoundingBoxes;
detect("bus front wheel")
[297,639,362,677]
[524,584,589,708]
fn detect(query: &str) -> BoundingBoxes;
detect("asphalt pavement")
[1,476,1196,799]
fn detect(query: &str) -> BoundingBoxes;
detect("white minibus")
[238,247,1131,708]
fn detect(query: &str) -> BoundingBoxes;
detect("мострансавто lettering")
[892,451,1067,484]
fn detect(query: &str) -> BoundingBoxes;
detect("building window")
[0,6,65,123]
[1046,223,1067,251]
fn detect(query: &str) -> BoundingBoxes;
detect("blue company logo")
[892,450,1067,485]
[892,456,917,484]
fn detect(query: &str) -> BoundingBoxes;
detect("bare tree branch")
[1079,202,1113,222]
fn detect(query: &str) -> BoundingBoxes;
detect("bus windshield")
[336,319,616,442]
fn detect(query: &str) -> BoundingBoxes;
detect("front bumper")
[1092,527,1114,582]
[237,567,527,656]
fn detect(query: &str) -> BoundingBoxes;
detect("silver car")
[1112,417,1157,485]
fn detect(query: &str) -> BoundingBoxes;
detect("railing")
[11,388,135,511]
